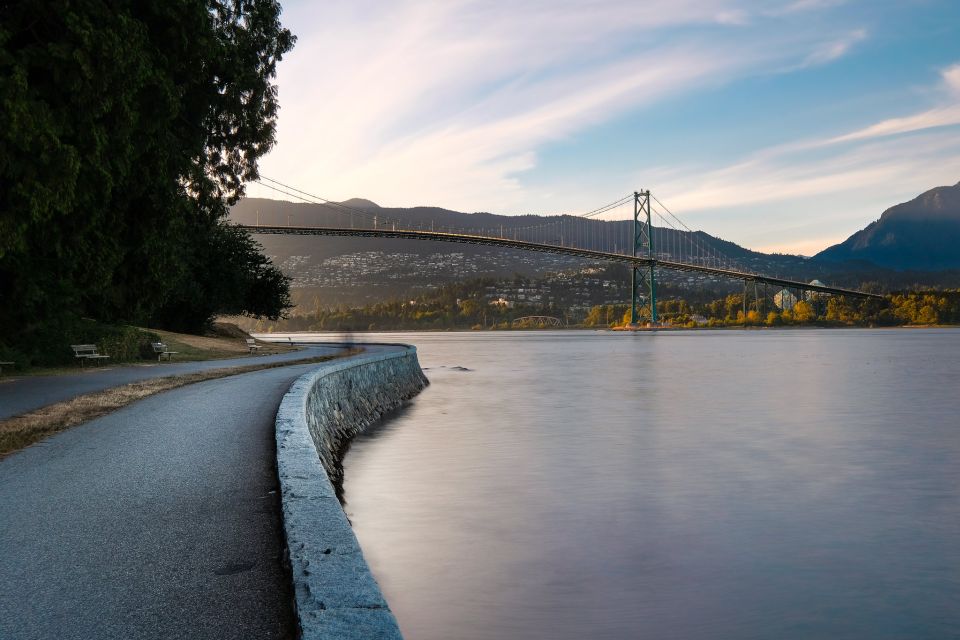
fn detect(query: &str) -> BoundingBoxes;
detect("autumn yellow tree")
[793,300,816,323]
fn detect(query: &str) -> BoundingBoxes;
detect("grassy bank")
[147,323,298,361]
[0,321,299,376]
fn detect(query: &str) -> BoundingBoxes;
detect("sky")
[246,0,960,256]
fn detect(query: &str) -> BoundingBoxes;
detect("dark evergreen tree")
[0,0,295,362]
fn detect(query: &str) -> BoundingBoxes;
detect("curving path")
[0,345,401,640]
[0,344,345,420]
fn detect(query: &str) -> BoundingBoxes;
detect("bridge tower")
[630,190,658,325]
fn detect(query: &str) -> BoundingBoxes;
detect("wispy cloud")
[253,0,868,214]
[826,65,960,143]
[654,129,960,213]
[251,1,960,255]
[944,63,960,96]
[324,46,745,211]
[769,0,848,16]
[801,28,866,67]
[646,64,960,252]
[827,105,960,144]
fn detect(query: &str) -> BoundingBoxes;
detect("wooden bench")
[0,360,13,376]
[246,338,261,354]
[151,342,179,362]
[71,344,110,366]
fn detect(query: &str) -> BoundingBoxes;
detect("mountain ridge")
[815,181,960,270]
[229,191,959,307]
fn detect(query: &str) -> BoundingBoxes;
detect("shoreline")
[252,324,960,338]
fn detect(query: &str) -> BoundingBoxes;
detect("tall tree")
[0,0,295,360]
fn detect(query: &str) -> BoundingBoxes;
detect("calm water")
[331,330,959,639]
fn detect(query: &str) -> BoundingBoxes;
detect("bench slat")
[152,342,179,361]
[71,344,109,364]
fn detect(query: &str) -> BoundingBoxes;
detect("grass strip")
[0,349,362,456]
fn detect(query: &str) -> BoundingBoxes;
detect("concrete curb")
[275,347,428,639]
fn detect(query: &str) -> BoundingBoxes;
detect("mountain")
[338,198,380,210]
[815,181,960,270]
[230,198,608,305]
[230,197,783,305]
[230,195,958,308]
[230,196,784,265]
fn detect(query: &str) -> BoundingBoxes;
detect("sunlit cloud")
[939,62,960,97]
[825,65,960,144]
[323,46,744,212]
[755,235,851,256]
[248,1,958,254]
[827,105,960,144]
[252,0,869,214]
[657,60,960,210]
[654,130,960,213]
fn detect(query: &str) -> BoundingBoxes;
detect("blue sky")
[247,0,960,255]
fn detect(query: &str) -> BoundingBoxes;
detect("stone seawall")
[275,347,428,640]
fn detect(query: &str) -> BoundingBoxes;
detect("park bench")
[71,344,110,366]
[246,338,261,354]
[151,342,178,362]
[0,360,13,376]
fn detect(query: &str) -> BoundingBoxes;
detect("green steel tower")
[630,190,657,326]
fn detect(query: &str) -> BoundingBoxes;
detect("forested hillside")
[232,196,960,310]
[816,181,960,270]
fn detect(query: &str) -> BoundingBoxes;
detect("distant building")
[805,280,826,301]
[774,289,798,311]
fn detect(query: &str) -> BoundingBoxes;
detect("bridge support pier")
[743,279,748,322]
[630,190,657,326]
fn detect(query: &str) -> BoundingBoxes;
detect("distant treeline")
[584,291,960,328]
[0,1,296,365]
[254,280,527,331]
[239,276,960,332]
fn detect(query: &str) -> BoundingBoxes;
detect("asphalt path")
[0,345,400,639]
[0,344,345,420]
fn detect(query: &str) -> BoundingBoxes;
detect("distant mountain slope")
[816,181,960,270]
[231,196,769,261]
[229,196,793,277]
[230,196,958,307]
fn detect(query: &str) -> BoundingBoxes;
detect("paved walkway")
[0,344,344,420]
[0,346,399,639]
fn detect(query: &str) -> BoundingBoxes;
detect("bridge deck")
[239,225,882,299]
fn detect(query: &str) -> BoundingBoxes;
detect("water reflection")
[330,401,414,505]
[333,330,960,640]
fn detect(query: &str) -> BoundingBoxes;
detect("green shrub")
[93,326,161,363]
[0,320,160,368]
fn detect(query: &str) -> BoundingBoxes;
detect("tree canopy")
[0,0,295,362]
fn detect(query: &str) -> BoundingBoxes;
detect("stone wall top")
[275,347,426,639]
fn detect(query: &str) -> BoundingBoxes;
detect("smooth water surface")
[330,329,957,639]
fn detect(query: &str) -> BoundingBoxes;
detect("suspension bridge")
[240,178,881,325]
